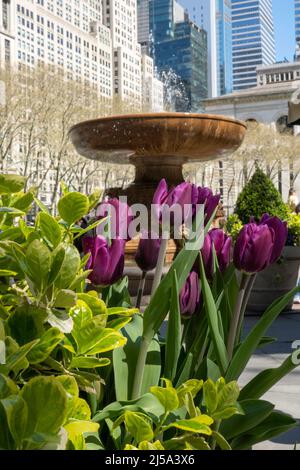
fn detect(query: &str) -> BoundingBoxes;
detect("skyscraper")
[185,1,232,98]
[232,0,275,91]
[295,0,300,60]
[137,0,208,111]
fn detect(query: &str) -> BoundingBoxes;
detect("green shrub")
[235,167,289,224]
[286,212,300,246]
[225,214,243,241]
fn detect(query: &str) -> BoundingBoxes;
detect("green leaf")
[38,212,62,248]
[0,207,25,216]
[20,377,68,437]
[0,269,17,276]
[77,293,107,316]
[107,307,138,316]
[86,329,126,355]
[124,411,154,442]
[70,300,93,330]
[54,289,77,309]
[107,317,132,330]
[239,355,299,400]
[150,385,179,412]
[47,310,74,334]
[138,440,164,450]
[0,174,26,194]
[230,411,297,450]
[0,374,19,399]
[11,191,34,212]
[220,399,274,440]
[0,340,39,375]
[58,192,89,226]
[203,379,218,414]
[164,270,181,382]
[34,197,50,214]
[199,255,228,375]
[8,305,47,345]
[53,244,80,289]
[176,379,203,407]
[88,189,102,211]
[113,315,161,401]
[27,328,64,364]
[56,375,79,397]
[211,431,231,450]
[164,435,210,451]
[1,395,28,448]
[164,415,213,435]
[26,240,51,292]
[64,420,99,450]
[70,356,110,369]
[0,401,14,449]
[93,393,165,424]
[225,286,300,381]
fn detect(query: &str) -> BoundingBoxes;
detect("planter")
[247,246,300,315]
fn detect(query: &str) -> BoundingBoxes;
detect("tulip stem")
[236,274,257,340]
[131,335,151,400]
[227,273,250,360]
[151,238,168,297]
[136,271,147,309]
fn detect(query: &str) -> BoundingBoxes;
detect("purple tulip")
[96,198,134,241]
[201,229,232,279]
[196,187,221,224]
[180,271,201,317]
[233,223,275,274]
[152,179,198,223]
[135,232,161,272]
[82,235,125,286]
[258,214,288,263]
[234,214,288,274]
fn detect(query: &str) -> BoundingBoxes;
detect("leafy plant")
[0,173,298,451]
[94,377,241,450]
[0,174,134,449]
[235,167,289,224]
[286,212,300,246]
[225,214,243,241]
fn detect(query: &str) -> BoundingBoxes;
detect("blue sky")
[180,0,295,61]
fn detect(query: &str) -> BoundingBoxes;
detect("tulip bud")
[201,229,232,279]
[179,271,201,317]
[258,214,288,263]
[135,232,161,272]
[233,223,274,273]
[83,235,125,286]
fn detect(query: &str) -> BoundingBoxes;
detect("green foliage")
[225,214,243,240]
[96,377,239,450]
[0,173,134,450]
[286,212,300,246]
[235,167,289,224]
[0,172,299,451]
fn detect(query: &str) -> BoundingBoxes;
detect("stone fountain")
[69,113,246,299]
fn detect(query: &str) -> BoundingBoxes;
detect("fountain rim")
[69,112,247,135]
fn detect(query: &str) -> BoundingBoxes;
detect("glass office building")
[216,0,232,95]
[146,0,208,111]
[232,0,275,91]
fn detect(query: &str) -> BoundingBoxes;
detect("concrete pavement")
[241,312,300,450]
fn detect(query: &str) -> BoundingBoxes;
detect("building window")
[3,0,9,30]
[5,39,11,64]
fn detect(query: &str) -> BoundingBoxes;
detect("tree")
[0,65,136,213]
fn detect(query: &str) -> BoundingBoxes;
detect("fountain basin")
[69,113,247,206]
